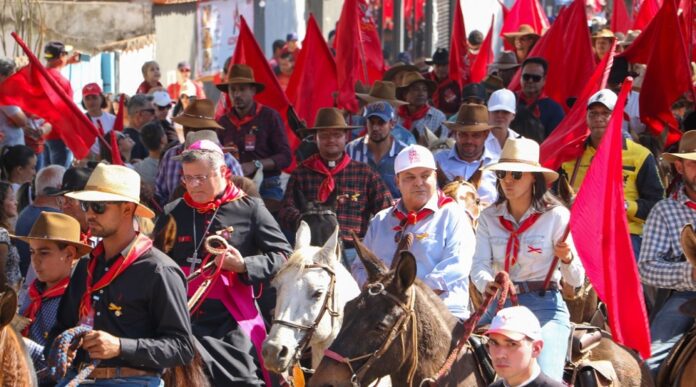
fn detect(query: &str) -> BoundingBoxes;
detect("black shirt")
[123,127,149,161]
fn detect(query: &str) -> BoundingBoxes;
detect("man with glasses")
[124,94,156,160]
[166,61,206,100]
[152,90,178,145]
[516,57,565,139]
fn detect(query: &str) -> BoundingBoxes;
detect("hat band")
[455,121,489,126]
[498,158,542,167]
[83,185,139,202]
[183,113,215,120]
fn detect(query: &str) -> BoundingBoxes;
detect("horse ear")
[295,221,312,250]
[294,184,308,213]
[394,251,417,293]
[317,226,340,264]
[468,169,483,189]
[352,231,387,281]
[324,188,338,209]
[390,233,414,270]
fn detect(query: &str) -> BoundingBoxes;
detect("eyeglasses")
[79,201,122,214]
[138,108,155,115]
[495,170,524,180]
[156,105,171,111]
[181,173,213,185]
[56,196,79,207]
[522,73,543,83]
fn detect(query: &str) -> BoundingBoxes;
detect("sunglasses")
[156,105,171,111]
[522,73,543,83]
[139,108,155,115]
[495,170,524,180]
[79,201,122,214]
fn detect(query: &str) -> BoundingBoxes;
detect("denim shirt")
[434,145,499,205]
[345,136,407,198]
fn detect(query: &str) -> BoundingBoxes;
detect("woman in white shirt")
[82,83,115,158]
[472,137,585,382]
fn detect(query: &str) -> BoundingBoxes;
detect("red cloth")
[449,0,470,88]
[398,104,430,130]
[633,0,660,30]
[135,81,163,95]
[301,154,352,202]
[499,0,510,23]
[679,0,696,63]
[0,33,98,160]
[499,0,550,44]
[79,234,153,321]
[232,16,300,172]
[80,230,92,245]
[183,179,245,213]
[499,213,542,271]
[286,14,338,127]
[166,80,205,100]
[540,40,616,170]
[570,78,651,359]
[621,0,688,148]
[227,103,263,128]
[23,277,70,336]
[470,16,495,83]
[611,0,633,33]
[392,191,453,232]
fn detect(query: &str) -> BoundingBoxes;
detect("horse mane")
[274,246,321,279]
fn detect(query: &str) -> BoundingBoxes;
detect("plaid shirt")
[397,106,450,140]
[279,156,394,243]
[638,185,696,291]
[155,143,243,206]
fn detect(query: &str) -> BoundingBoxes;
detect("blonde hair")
[141,61,159,78]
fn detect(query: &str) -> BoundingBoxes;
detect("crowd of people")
[0,14,694,387]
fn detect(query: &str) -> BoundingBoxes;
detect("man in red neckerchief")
[216,64,292,202]
[516,57,565,139]
[279,107,393,268]
[153,139,292,386]
[423,48,462,116]
[47,163,194,385]
[15,212,92,384]
[395,71,449,141]
[46,167,94,245]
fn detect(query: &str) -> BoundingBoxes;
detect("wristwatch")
[253,160,263,171]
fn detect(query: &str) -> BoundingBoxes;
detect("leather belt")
[514,281,559,295]
[88,367,159,380]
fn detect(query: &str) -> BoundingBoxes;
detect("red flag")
[500,0,550,38]
[679,0,696,64]
[540,41,616,170]
[611,0,633,33]
[232,16,300,170]
[508,0,595,109]
[109,130,124,166]
[499,0,510,23]
[113,94,125,133]
[449,0,469,88]
[470,16,495,83]
[0,33,100,160]
[570,78,651,359]
[621,0,689,147]
[633,0,660,30]
[286,14,338,126]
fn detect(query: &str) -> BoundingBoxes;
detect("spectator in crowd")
[82,83,115,158]
[42,41,76,168]
[136,60,163,95]
[134,121,167,186]
[285,32,300,60]
[503,25,541,64]
[396,71,449,141]
[516,57,565,139]
[0,181,20,289]
[100,130,135,165]
[0,144,37,196]
[46,167,93,245]
[167,60,206,101]
[355,80,416,145]
[276,50,295,92]
[591,29,615,63]
[486,88,521,156]
[461,83,487,105]
[489,51,521,88]
[424,48,461,116]
[124,94,155,161]
[269,39,286,73]
[0,58,28,147]
[152,90,178,145]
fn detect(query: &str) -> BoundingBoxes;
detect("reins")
[187,235,228,314]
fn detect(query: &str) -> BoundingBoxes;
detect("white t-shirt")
[0,106,25,147]
[89,112,116,154]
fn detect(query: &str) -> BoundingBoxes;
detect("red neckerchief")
[227,103,263,128]
[78,233,153,320]
[672,189,696,211]
[23,277,70,336]
[302,154,352,202]
[516,91,549,119]
[392,191,453,232]
[183,179,245,214]
[136,81,162,95]
[499,212,542,272]
[398,104,430,130]
[80,230,92,245]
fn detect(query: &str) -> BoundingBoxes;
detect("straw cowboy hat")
[444,104,495,132]
[396,71,437,96]
[483,137,559,183]
[172,99,223,129]
[309,107,361,130]
[383,62,420,82]
[12,212,92,257]
[592,29,616,42]
[356,80,408,106]
[662,131,696,163]
[215,64,265,92]
[503,24,541,46]
[66,163,155,218]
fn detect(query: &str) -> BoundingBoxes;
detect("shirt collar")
[675,184,693,204]
[504,363,541,387]
[490,201,541,224]
[447,143,497,164]
[362,135,401,158]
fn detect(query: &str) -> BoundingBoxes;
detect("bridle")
[272,263,340,371]
[323,282,419,387]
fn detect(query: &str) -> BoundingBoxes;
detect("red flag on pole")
[113,94,125,133]
[358,0,386,84]
[498,0,510,24]
[570,78,652,359]
[0,33,100,160]
[633,0,660,30]
[286,14,338,126]
[470,16,495,83]
[679,0,696,67]
[232,16,300,171]
[540,41,616,170]
[449,0,469,88]
[500,0,550,38]
[611,0,633,33]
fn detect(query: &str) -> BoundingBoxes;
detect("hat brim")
[11,235,92,257]
[215,80,266,93]
[483,162,559,184]
[45,188,70,197]
[493,63,521,70]
[443,122,494,132]
[65,190,155,218]
[307,125,362,131]
[503,33,540,46]
[485,328,531,341]
[383,64,420,81]
[663,152,696,163]
[355,93,409,106]
[171,115,223,130]
[397,79,437,97]
[488,104,516,114]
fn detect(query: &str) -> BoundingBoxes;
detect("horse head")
[443,176,483,226]
[296,187,340,247]
[263,221,360,373]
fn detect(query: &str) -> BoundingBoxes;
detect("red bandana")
[302,154,352,202]
[516,91,549,119]
[80,230,92,245]
[227,103,263,128]
[398,104,430,130]
[183,180,245,214]
[23,277,70,336]
[392,191,453,232]
[78,233,153,321]
[499,212,542,272]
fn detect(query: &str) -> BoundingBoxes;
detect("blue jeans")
[342,248,357,271]
[631,234,642,262]
[45,139,73,168]
[259,175,284,201]
[35,150,46,171]
[647,290,696,377]
[479,289,570,382]
[57,370,163,387]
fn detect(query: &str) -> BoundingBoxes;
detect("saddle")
[468,335,496,385]
[563,324,617,387]
[656,322,696,386]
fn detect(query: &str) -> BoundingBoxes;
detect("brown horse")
[309,237,489,387]
[0,285,36,386]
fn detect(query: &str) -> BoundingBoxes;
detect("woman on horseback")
[471,137,585,381]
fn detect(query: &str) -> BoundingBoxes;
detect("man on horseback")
[153,139,292,386]
[351,144,475,319]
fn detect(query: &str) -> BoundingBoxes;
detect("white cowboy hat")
[482,137,559,183]
[66,163,155,218]
[662,130,696,163]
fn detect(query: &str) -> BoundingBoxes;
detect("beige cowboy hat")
[396,71,437,96]
[383,62,420,82]
[662,130,696,162]
[491,51,521,71]
[172,99,223,130]
[356,80,408,106]
[503,24,541,47]
[444,104,495,132]
[66,163,155,218]
[308,107,361,130]
[12,212,92,257]
[592,28,616,42]
[215,64,265,92]
[483,137,559,183]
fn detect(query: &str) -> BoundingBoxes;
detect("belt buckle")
[77,363,97,383]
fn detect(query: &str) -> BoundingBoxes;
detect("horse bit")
[323,282,419,387]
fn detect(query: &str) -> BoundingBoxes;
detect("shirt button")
[99,290,104,294]
[96,312,101,316]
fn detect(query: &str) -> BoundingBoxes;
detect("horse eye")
[312,290,324,299]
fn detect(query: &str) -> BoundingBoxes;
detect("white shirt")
[88,112,116,154]
[472,203,585,293]
[485,128,520,157]
[434,144,499,205]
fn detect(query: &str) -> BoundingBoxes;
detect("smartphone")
[79,53,91,62]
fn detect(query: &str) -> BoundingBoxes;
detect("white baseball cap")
[485,306,542,341]
[488,89,516,114]
[152,90,172,107]
[394,144,437,174]
[587,89,617,111]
